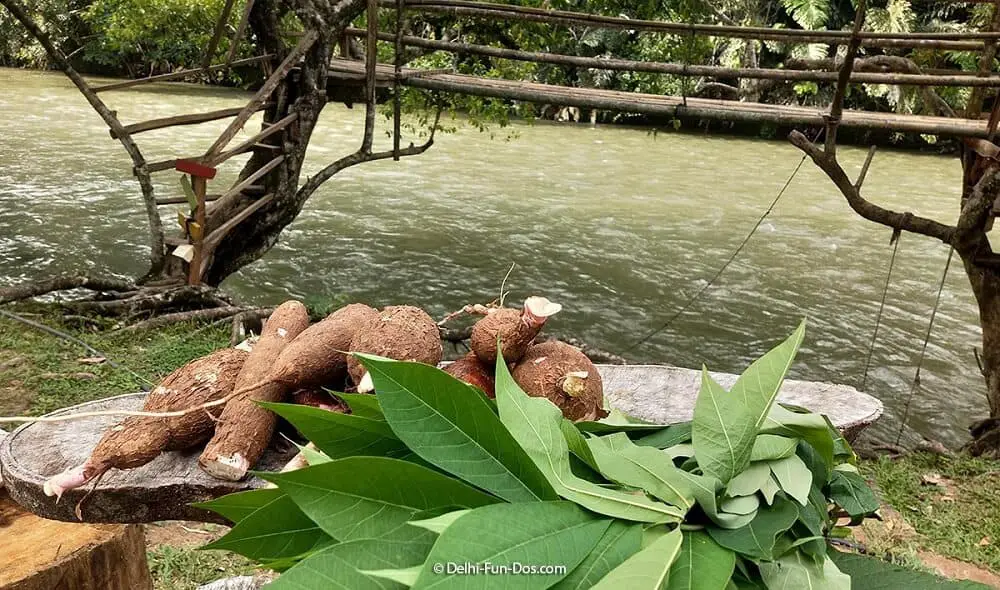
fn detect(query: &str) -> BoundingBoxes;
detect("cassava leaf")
[260,402,408,459]
[769,454,812,506]
[407,509,470,534]
[562,419,599,470]
[412,502,611,590]
[727,462,772,497]
[707,498,799,560]
[665,531,736,590]
[576,409,665,434]
[591,527,683,589]
[829,552,992,588]
[635,422,692,449]
[759,552,850,590]
[260,456,499,542]
[333,391,385,420]
[358,354,557,503]
[193,487,284,523]
[751,435,798,462]
[762,404,834,468]
[760,475,781,505]
[201,493,333,561]
[829,470,880,519]
[295,442,332,466]
[720,494,760,516]
[552,521,642,590]
[361,565,422,586]
[495,354,685,523]
[586,433,695,511]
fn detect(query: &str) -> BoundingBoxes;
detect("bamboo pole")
[201,0,239,70]
[343,28,1000,87]
[225,0,256,70]
[109,105,269,139]
[187,176,208,285]
[91,55,272,93]
[388,0,987,50]
[203,31,318,161]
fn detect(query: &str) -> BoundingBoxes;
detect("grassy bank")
[1,303,998,588]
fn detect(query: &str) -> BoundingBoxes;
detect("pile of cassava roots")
[44,297,608,497]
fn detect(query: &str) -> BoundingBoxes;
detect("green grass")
[148,546,257,590]
[862,453,1000,573]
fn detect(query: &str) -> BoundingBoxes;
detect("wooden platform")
[328,58,991,137]
[0,364,881,524]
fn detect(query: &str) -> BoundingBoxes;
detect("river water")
[0,68,984,446]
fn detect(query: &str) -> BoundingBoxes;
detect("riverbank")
[0,303,998,587]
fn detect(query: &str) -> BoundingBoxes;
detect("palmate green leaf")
[694,322,806,485]
[562,419,599,470]
[358,354,557,503]
[751,435,798,462]
[201,493,333,561]
[586,433,695,511]
[295,442,332,466]
[268,532,437,590]
[721,494,760,516]
[769,454,812,506]
[412,502,611,590]
[495,354,685,523]
[333,391,385,420]
[828,470,880,520]
[260,402,408,459]
[761,405,834,468]
[635,422,692,449]
[829,552,992,589]
[727,462,772,497]
[362,565,422,586]
[759,552,850,590]
[665,531,736,590]
[576,409,665,435]
[261,457,499,542]
[760,475,781,505]
[552,521,642,590]
[591,527,683,589]
[193,487,285,523]
[408,509,470,534]
[707,498,799,561]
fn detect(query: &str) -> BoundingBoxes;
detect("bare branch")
[0,0,165,274]
[789,130,955,243]
[827,0,867,153]
[0,275,135,305]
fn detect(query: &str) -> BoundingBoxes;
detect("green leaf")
[179,174,197,209]
[296,442,332,466]
[591,527,683,589]
[260,402,407,459]
[665,531,736,590]
[780,0,831,29]
[361,565,422,586]
[358,355,557,503]
[552,521,642,590]
[495,354,685,523]
[751,435,798,462]
[635,422,692,449]
[408,510,470,534]
[576,409,665,434]
[721,494,760,516]
[829,552,993,589]
[261,457,499,542]
[201,493,333,561]
[769,454,812,506]
[412,502,611,589]
[829,470,880,520]
[760,476,781,505]
[334,391,385,419]
[762,405,834,468]
[587,433,695,511]
[707,498,799,560]
[193,487,285,523]
[268,534,436,590]
[759,553,849,590]
[562,419,599,469]
[727,462,772,497]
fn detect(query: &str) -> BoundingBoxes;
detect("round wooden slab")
[0,393,297,524]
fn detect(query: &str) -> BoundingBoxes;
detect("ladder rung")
[111,104,270,139]
[155,185,264,206]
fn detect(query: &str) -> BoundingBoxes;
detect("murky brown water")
[0,67,984,446]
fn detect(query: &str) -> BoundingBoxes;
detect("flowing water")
[0,68,984,446]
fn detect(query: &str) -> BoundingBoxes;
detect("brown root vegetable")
[511,340,606,422]
[346,305,442,392]
[444,352,496,398]
[291,388,350,413]
[268,303,379,389]
[43,348,248,498]
[199,301,311,481]
[470,296,562,365]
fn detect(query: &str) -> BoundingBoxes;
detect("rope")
[861,231,901,391]
[895,246,954,445]
[624,131,819,353]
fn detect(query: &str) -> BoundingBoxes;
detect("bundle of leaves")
[197,321,979,589]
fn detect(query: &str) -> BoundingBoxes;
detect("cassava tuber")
[444,352,496,398]
[470,296,561,365]
[511,340,606,422]
[347,305,442,392]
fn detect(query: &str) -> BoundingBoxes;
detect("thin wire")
[861,233,901,391]
[895,246,954,445]
[625,132,819,353]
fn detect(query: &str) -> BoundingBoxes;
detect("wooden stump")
[0,490,152,590]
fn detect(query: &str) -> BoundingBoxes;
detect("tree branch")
[0,0,165,275]
[0,275,135,305]
[789,130,956,244]
[827,0,866,153]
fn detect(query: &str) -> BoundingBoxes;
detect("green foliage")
[202,321,972,589]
